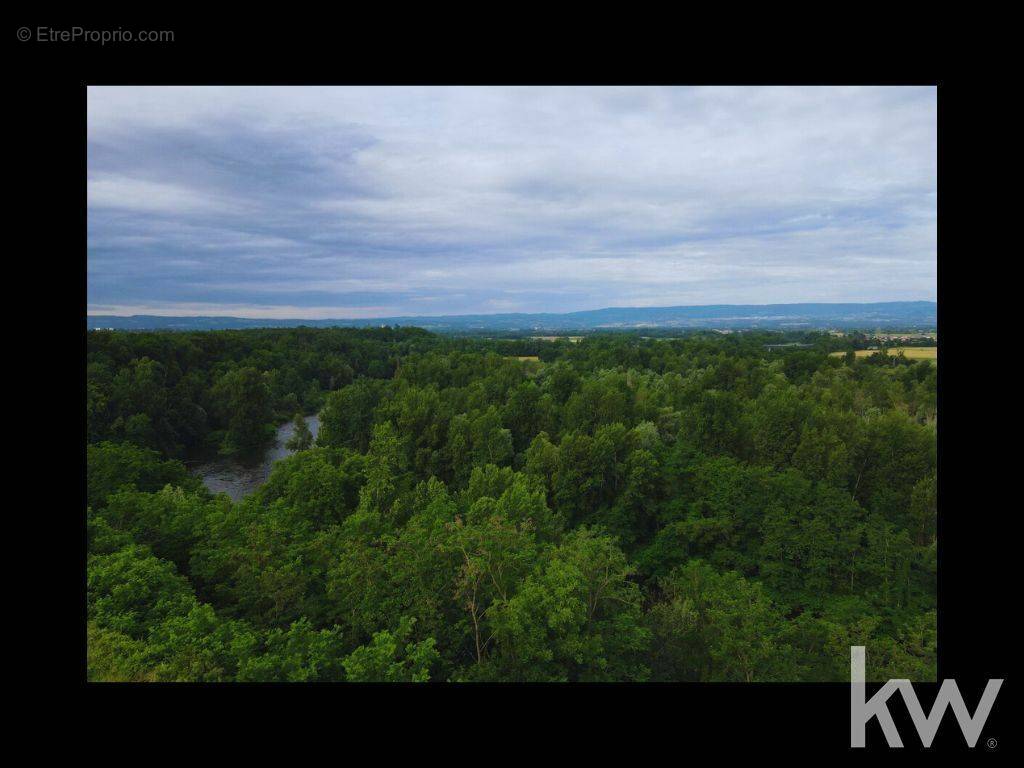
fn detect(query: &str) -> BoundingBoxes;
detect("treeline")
[87,328,936,681]
[87,327,433,457]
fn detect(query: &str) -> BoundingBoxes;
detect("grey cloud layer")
[87,86,936,318]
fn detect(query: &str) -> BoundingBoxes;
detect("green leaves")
[237,618,347,682]
[88,545,197,640]
[342,617,439,682]
[647,561,801,682]
[318,379,389,452]
[284,413,313,452]
[485,528,649,682]
[87,441,200,510]
[87,328,937,682]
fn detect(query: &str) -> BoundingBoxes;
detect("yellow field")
[831,347,937,360]
[507,355,541,362]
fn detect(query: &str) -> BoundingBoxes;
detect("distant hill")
[87,301,937,333]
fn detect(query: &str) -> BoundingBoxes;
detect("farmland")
[830,346,937,361]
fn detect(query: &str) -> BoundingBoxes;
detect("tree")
[147,603,258,682]
[446,511,538,668]
[285,413,313,451]
[747,384,809,468]
[615,448,662,544]
[238,618,347,682]
[484,528,650,681]
[211,367,274,455]
[647,561,803,682]
[87,544,197,640]
[259,448,366,526]
[342,617,439,682]
[689,389,747,457]
[909,474,937,546]
[98,486,213,571]
[357,421,408,518]
[87,441,200,510]
[87,622,157,682]
[317,379,387,452]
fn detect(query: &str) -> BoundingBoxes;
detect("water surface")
[193,414,320,501]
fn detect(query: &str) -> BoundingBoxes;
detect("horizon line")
[86,299,938,322]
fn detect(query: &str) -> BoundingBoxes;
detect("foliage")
[285,413,314,452]
[87,327,937,681]
[342,617,439,682]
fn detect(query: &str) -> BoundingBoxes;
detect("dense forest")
[87,327,937,682]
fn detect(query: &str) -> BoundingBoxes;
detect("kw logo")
[850,646,1004,748]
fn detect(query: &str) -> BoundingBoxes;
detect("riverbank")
[192,414,320,501]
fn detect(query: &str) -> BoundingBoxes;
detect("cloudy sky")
[87,86,936,319]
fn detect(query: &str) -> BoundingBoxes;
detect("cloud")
[87,86,936,317]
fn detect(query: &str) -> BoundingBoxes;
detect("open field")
[831,346,937,361]
[508,355,541,362]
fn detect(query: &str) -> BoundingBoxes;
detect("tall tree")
[285,413,313,451]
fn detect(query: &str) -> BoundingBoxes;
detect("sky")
[87,86,937,319]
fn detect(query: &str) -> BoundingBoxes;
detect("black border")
[17,18,1012,755]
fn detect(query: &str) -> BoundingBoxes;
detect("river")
[192,414,320,501]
